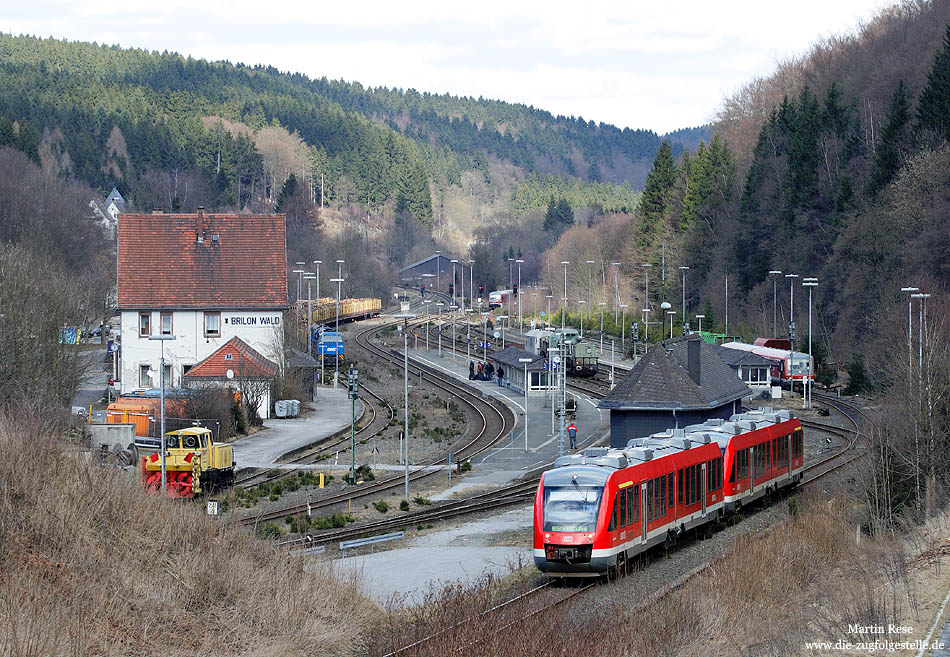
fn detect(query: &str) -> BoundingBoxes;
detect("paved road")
[232,387,358,467]
[332,505,533,606]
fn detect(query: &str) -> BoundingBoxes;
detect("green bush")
[460,460,472,472]
[256,522,282,539]
[413,496,432,506]
[373,500,389,513]
[399,500,410,511]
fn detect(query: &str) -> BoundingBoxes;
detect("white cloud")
[2,0,888,132]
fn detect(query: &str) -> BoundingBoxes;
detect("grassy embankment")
[0,412,377,657]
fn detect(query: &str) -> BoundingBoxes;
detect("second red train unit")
[533,407,804,577]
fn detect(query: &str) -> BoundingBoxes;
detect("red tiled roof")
[183,337,278,379]
[117,212,287,309]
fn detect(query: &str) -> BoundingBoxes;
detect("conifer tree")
[917,25,950,141]
[637,140,676,246]
[867,80,911,197]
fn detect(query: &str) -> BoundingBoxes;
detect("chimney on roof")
[196,206,205,243]
[687,338,701,385]
[151,208,163,215]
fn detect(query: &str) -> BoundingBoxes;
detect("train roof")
[721,341,810,360]
[549,407,796,476]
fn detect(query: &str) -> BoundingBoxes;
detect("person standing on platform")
[567,422,578,450]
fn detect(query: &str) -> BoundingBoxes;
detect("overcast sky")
[4,0,887,133]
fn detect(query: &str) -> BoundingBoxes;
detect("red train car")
[533,408,803,577]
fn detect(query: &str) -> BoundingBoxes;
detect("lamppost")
[336,259,344,280]
[519,356,533,452]
[423,299,432,350]
[516,259,524,333]
[507,258,514,318]
[724,276,729,335]
[901,287,919,396]
[148,334,176,495]
[696,314,705,333]
[667,310,676,340]
[434,250,441,294]
[394,308,417,502]
[660,301,672,339]
[769,270,782,337]
[546,295,553,329]
[292,265,305,327]
[599,301,606,354]
[304,273,315,357]
[642,263,652,340]
[330,277,344,386]
[802,278,817,408]
[561,261,570,329]
[347,365,359,483]
[294,261,305,301]
[785,273,799,396]
[585,260,595,324]
[313,260,322,302]
[577,300,586,337]
[679,266,689,333]
[532,293,538,326]
[451,259,459,312]
[450,304,458,358]
[469,259,475,314]
[612,262,622,322]
[497,314,508,350]
[436,302,444,357]
[620,303,628,354]
[913,290,930,512]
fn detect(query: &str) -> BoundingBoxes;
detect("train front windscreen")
[542,485,604,533]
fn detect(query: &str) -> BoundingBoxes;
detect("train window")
[729,457,736,483]
[619,489,628,527]
[677,469,684,505]
[647,479,654,521]
[608,494,618,531]
[660,476,667,517]
[166,435,179,449]
[668,473,674,508]
[635,487,640,523]
[628,487,636,525]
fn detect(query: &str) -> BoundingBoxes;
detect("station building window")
[204,312,221,338]
[139,312,151,337]
[139,364,151,388]
[160,312,173,335]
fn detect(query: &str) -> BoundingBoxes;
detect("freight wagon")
[297,297,381,325]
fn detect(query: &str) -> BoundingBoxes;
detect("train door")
[787,433,792,474]
[701,462,707,515]
[640,481,648,545]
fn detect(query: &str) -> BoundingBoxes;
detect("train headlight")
[544,533,551,540]
[586,534,594,542]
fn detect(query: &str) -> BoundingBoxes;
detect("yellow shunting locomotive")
[141,427,235,498]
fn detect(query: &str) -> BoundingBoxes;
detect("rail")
[340,530,405,557]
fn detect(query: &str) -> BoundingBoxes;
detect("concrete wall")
[119,309,283,393]
[608,400,741,448]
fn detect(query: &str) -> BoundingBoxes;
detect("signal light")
[449,284,454,295]
[513,284,518,296]
[479,285,484,295]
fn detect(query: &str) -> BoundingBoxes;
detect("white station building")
[116,210,288,394]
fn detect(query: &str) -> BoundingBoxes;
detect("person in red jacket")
[567,423,578,449]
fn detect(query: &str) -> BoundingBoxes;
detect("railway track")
[237,317,515,528]
[233,382,394,490]
[376,397,873,655]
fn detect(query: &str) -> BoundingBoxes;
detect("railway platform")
[405,346,609,499]
[232,387,360,468]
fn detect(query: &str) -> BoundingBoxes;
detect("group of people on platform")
[469,360,504,386]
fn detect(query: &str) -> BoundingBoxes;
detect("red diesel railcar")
[534,408,803,577]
